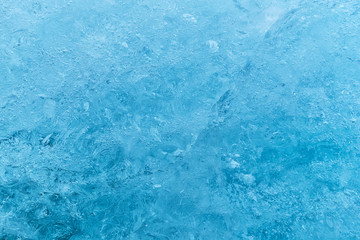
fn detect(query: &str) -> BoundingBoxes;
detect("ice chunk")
[83,102,90,111]
[121,42,128,48]
[207,40,219,52]
[229,159,240,168]
[41,133,53,146]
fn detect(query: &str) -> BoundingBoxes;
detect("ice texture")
[1,0,360,239]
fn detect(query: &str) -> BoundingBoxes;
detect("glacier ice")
[1,0,360,239]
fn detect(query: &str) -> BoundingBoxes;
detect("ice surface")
[1,0,360,239]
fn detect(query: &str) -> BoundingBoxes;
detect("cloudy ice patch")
[240,174,256,186]
[259,6,284,33]
[183,13,197,23]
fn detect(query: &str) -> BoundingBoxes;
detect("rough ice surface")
[1,0,360,239]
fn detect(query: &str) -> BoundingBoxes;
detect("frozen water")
[1,0,360,239]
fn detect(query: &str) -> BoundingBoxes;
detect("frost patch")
[240,174,256,186]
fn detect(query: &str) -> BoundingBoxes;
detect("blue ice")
[1,0,360,239]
